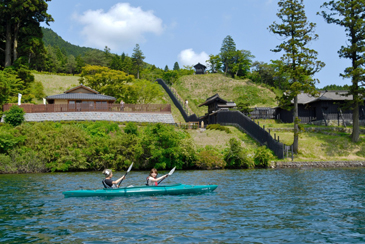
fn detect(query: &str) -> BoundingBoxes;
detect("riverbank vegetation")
[0,121,273,174]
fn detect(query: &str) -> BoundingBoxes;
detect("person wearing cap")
[102,169,126,188]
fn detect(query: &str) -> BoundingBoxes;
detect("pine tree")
[132,44,145,79]
[220,35,236,75]
[164,65,169,72]
[268,0,325,154]
[173,62,180,71]
[320,0,365,142]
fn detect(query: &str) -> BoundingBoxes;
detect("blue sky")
[42,0,350,88]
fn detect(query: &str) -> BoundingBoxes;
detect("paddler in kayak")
[102,169,126,188]
[146,168,168,186]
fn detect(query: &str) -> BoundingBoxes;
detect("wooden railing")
[3,103,171,113]
[176,122,200,129]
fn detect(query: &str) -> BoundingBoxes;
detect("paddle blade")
[168,167,176,176]
[127,162,134,173]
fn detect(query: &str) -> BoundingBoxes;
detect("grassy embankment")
[32,72,260,156]
[172,73,365,162]
[33,72,365,162]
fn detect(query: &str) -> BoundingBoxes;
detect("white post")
[43,98,46,105]
[18,93,22,105]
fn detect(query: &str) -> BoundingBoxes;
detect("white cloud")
[178,49,209,66]
[74,3,164,51]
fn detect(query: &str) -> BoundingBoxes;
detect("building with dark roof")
[276,90,365,125]
[45,85,116,111]
[194,63,207,74]
[198,94,236,124]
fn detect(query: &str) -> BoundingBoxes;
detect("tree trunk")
[5,22,12,67]
[351,97,360,142]
[293,95,299,154]
[13,22,20,63]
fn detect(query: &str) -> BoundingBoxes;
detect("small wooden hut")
[194,63,207,74]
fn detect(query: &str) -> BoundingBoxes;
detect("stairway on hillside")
[169,87,194,116]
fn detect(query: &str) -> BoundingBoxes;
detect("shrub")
[206,124,231,133]
[141,123,194,170]
[254,146,274,168]
[0,147,47,173]
[4,105,25,126]
[124,122,138,135]
[195,147,225,169]
[224,138,254,168]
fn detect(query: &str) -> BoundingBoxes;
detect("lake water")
[1,168,365,243]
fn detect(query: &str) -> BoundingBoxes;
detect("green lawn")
[33,73,80,97]
[172,73,278,117]
[188,126,259,153]
[253,119,365,161]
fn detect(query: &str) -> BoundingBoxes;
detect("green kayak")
[63,184,218,197]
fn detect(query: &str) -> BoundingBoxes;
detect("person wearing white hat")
[102,169,126,188]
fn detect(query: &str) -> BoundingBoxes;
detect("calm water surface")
[1,168,365,243]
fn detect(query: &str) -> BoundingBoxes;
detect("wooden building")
[276,91,365,125]
[194,63,207,74]
[45,85,116,111]
[198,94,236,124]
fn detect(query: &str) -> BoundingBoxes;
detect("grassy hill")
[172,73,280,117]
[33,73,80,97]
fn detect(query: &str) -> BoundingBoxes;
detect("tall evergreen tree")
[268,0,325,154]
[0,0,53,67]
[173,61,180,71]
[132,44,145,79]
[164,65,169,72]
[320,0,365,142]
[220,35,236,75]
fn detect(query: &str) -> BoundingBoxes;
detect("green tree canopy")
[268,0,325,153]
[206,54,222,73]
[0,0,53,67]
[79,65,135,100]
[132,79,164,104]
[320,0,365,142]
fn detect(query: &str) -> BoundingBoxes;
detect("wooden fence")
[176,122,200,129]
[3,103,171,113]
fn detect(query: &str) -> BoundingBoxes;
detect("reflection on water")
[1,168,365,243]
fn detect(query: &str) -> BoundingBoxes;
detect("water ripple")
[1,169,365,243]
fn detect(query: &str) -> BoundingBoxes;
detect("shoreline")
[274,161,365,168]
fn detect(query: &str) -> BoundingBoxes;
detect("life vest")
[146,176,158,186]
[102,179,117,188]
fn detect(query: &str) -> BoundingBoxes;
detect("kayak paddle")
[158,166,176,185]
[118,162,133,187]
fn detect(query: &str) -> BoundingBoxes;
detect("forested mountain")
[42,27,104,58]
